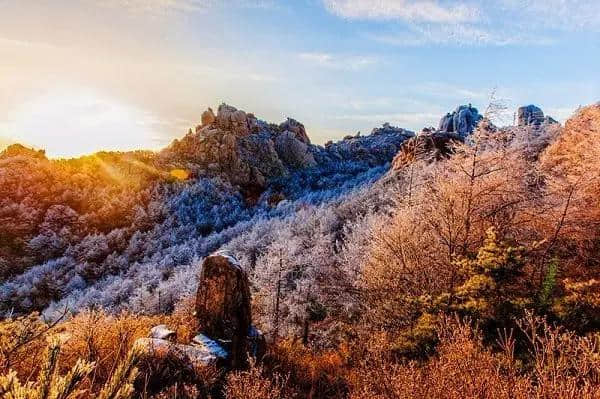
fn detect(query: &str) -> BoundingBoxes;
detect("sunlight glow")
[6,89,161,158]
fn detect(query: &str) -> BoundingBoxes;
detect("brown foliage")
[349,314,600,399]
[224,360,288,399]
[0,305,199,398]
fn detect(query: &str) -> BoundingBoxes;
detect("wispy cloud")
[322,0,597,46]
[367,24,556,47]
[322,0,480,23]
[94,0,277,14]
[298,52,378,70]
[500,0,600,31]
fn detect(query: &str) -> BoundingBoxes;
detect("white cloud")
[500,0,600,31]
[323,0,599,46]
[298,52,378,70]
[322,0,480,23]
[367,24,555,46]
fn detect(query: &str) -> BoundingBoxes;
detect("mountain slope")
[0,104,413,316]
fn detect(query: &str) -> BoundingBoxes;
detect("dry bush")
[57,310,167,393]
[349,314,600,399]
[0,307,199,398]
[265,339,348,399]
[0,312,55,376]
[224,360,288,399]
[0,336,141,399]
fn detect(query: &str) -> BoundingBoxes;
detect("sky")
[0,0,599,158]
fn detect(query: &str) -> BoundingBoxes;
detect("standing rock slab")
[195,250,252,368]
[517,104,558,127]
[518,104,545,127]
[438,104,482,138]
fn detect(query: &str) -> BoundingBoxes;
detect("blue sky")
[0,0,599,157]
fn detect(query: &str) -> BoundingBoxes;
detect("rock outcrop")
[200,107,216,127]
[517,104,558,127]
[280,118,310,144]
[438,104,483,138]
[392,131,462,170]
[195,251,252,369]
[135,251,265,392]
[315,123,414,167]
[274,130,317,168]
[393,105,484,170]
[159,104,415,193]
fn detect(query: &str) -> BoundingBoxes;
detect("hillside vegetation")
[2,103,600,398]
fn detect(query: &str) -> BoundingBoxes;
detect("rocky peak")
[438,104,483,138]
[517,104,558,127]
[161,104,416,195]
[392,105,483,170]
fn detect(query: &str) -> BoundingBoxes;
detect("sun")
[5,89,161,158]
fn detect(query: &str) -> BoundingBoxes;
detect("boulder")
[280,118,310,144]
[195,251,252,368]
[135,251,266,390]
[275,131,317,168]
[517,105,544,127]
[149,325,176,341]
[217,104,250,136]
[134,336,228,394]
[438,104,482,137]
[517,105,558,127]
[136,336,228,369]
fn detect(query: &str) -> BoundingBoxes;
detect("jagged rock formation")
[159,104,414,193]
[517,104,558,127]
[438,104,483,138]
[393,104,562,171]
[392,106,483,170]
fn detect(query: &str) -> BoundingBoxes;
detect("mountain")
[6,101,600,399]
[0,104,413,315]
